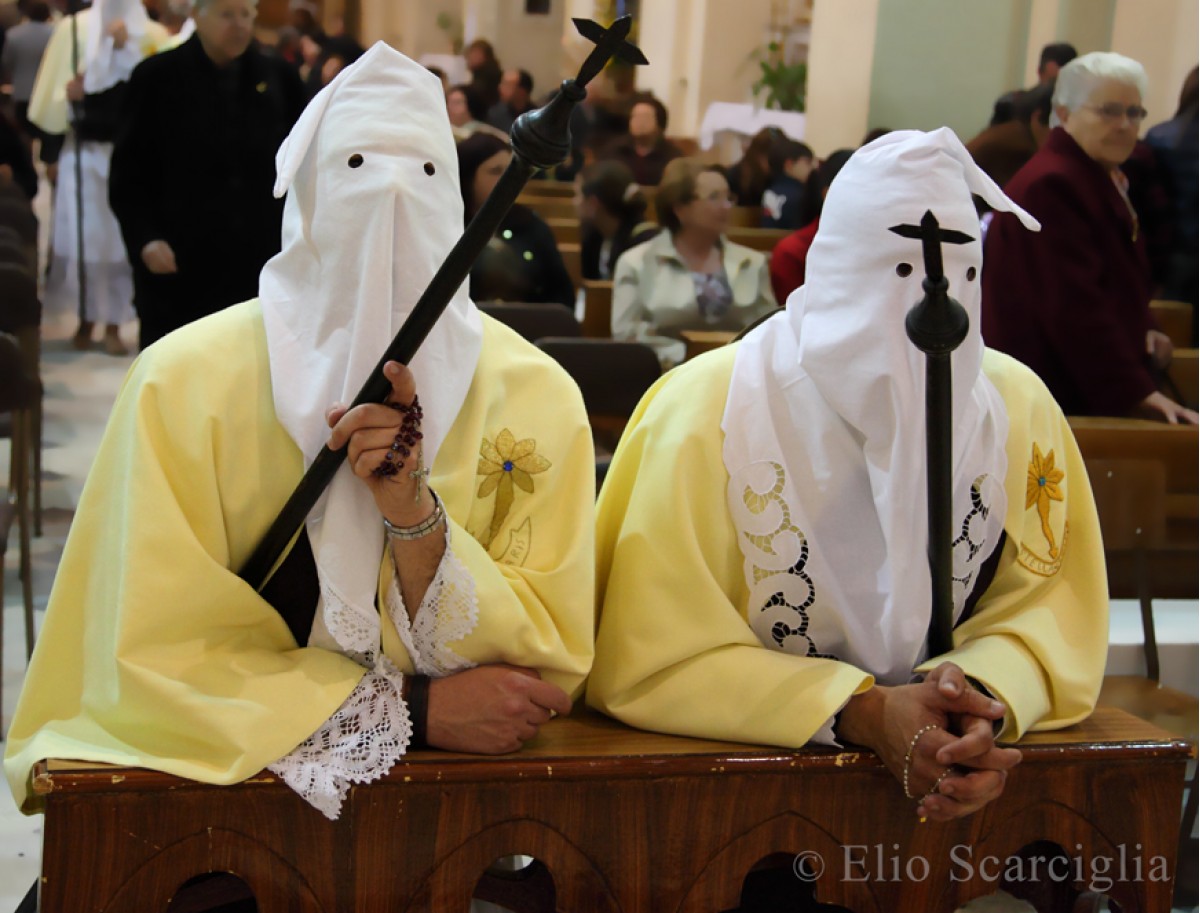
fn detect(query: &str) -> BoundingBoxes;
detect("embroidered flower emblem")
[1025,443,1065,558]
[477,429,550,547]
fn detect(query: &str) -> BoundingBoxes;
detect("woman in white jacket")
[611,158,777,364]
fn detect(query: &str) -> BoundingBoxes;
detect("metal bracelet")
[383,489,444,541]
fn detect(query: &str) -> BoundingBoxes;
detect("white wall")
[1111,0,1199,126]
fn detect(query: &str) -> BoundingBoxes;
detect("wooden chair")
[680,329,736,361]
[545,217,580,245]
[581,279,614,338]
[478,302,581,344]
[1151,299,1194,348]
[558,242,582,291]
[0,261,42,541]
[0,330,39,726]
[535,337,660,456]
[726,226,790,253]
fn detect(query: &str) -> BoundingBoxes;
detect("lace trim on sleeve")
[386,527,480,677]
[267,658,411,820]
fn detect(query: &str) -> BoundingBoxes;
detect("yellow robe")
[588,344,1107,747]
[6,301,595,811]
[28,9,171,135]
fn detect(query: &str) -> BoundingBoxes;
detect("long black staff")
[238,16,647,591]
[889,211,972,656]
[67,0,87,329]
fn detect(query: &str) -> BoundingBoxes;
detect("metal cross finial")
[572,16,648,88]
[888,210,974,282]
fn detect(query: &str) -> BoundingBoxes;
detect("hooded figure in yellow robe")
[6,42,595,820]
[589,128,1107,820]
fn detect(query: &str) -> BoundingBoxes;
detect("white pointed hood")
[260,41,483,661]
[83,0,150,93]
[721,128,1039,683]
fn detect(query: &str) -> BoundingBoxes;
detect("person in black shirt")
[109,0,306,350]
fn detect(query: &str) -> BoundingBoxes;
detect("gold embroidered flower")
[477,429,550,546]
[1026,443,1064,558]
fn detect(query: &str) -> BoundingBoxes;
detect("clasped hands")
[837,662,1022,823]
[325,360,572,753]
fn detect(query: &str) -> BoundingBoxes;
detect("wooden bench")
[31,707,1190,912]
[581,279,613,338]
[727,226,790,253]
[546,217,580,245]
[1150,299,1193,348]
[520,198,579,222]
[1166,348,1197,410]
[681,329,736,361]
[558,241,582,290]
[1070,417,1198,598]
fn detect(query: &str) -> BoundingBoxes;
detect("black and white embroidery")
[759,539,838,660]
[951,477,993,600]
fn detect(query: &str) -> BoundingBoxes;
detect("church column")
[805,0,880,154]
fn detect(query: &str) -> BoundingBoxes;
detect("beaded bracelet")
[383,489,444,541]
[902,723,940,799]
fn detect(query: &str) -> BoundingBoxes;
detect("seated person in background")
[768,148,852,303]
[725,126,778,207]
[599,91,682,187]
[487,67,535,134]
[611,158,776,365]
[982,51,1198,424]
[6,43,594,823]
[760,135,813,229]
[446,83,506,142]
[590,128,1107,838]
[458,132,575,308]
[1144,66,1198,314]
[967,81,1054,190]
[464,37,502,109]
[575,160,658,281]
[990,41,1076,127]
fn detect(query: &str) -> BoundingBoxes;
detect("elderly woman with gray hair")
[982,51,1197,424]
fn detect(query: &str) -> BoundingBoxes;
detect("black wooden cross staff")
[238,17,647,591]
[888,211,973,656]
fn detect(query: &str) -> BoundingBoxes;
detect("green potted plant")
[752,40,807,112]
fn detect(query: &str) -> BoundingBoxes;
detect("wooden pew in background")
[727,206,762,228]
[546,218,580,245]
[518,197,579,221]
[726,226,790,253]
[559,242,582,290]
[1151,299,1194,348]
[1070,417,1198,598]
[1166,348,1197,410]
[518,180,575,198]
[681,329,736,362]
[581,279,613,338]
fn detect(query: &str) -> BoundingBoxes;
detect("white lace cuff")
[268,658,412,820]
[386,526,480,677]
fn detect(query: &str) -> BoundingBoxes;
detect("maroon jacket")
[981,127,1156,417]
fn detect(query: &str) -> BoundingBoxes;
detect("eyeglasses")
[1082,103,1149,124]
